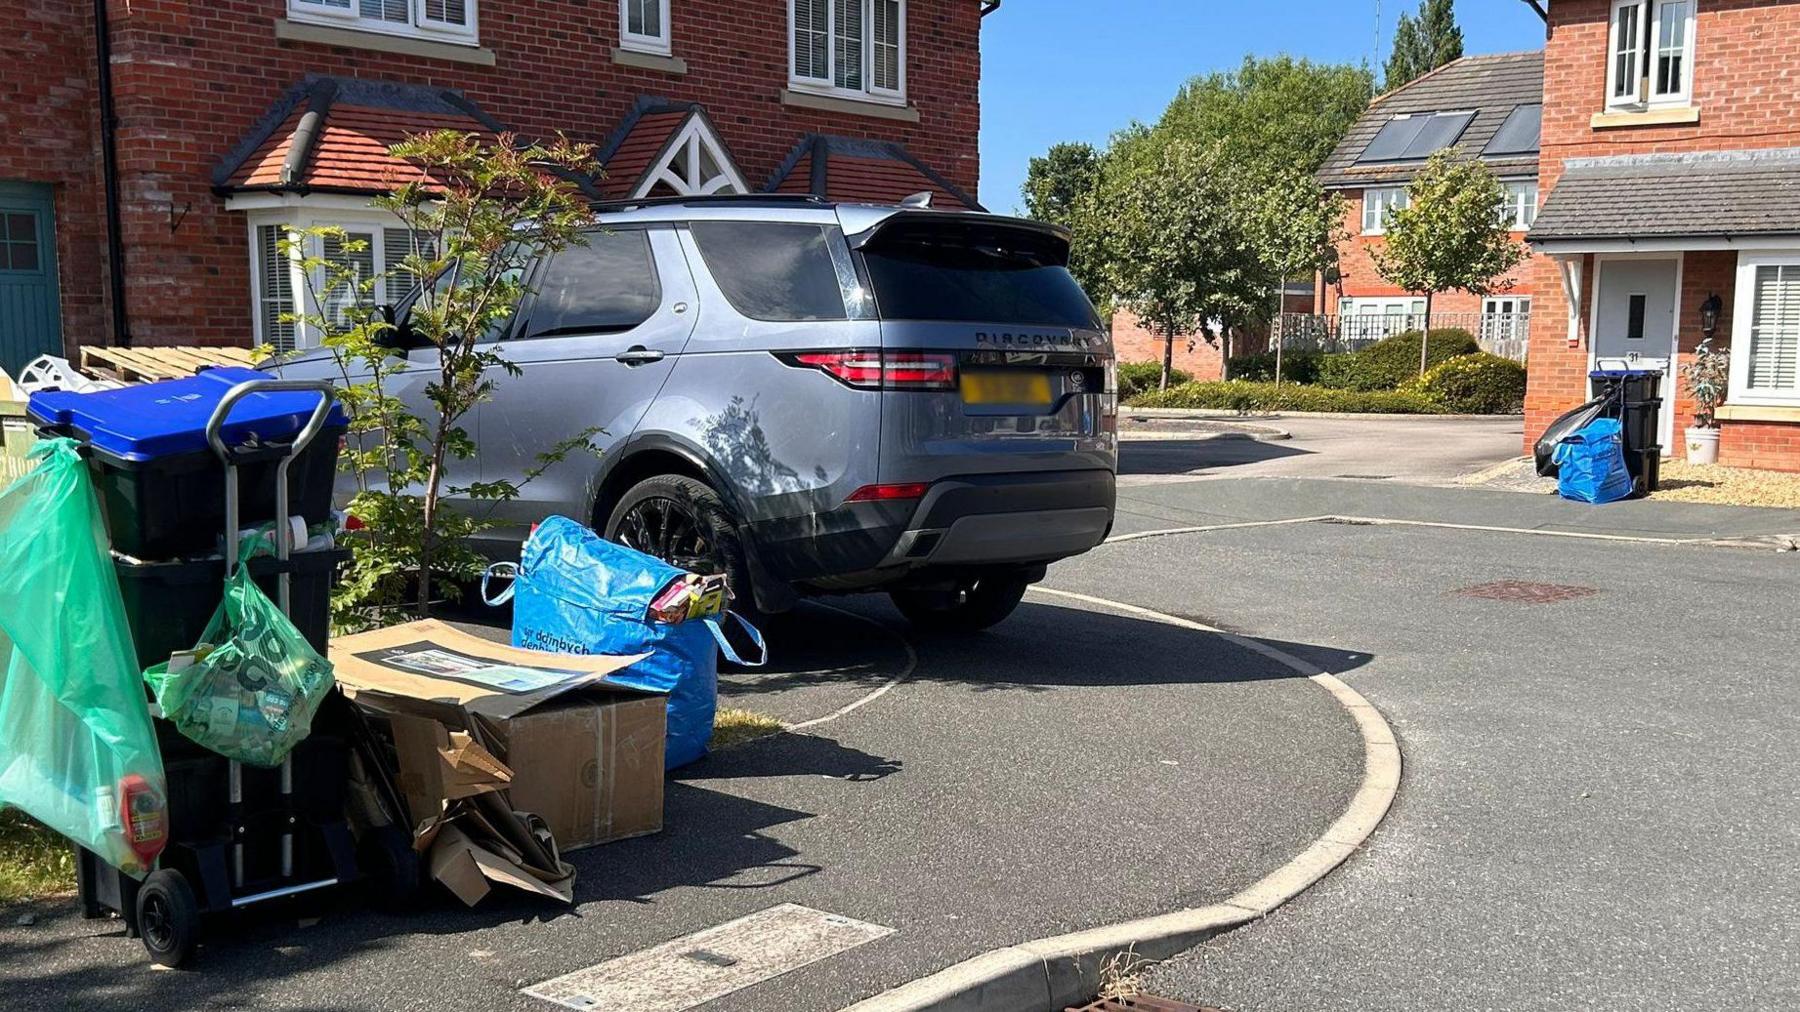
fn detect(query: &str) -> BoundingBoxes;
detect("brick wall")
[0,2,109,356]
[1110,309,1282,383]
[1528,0,1800,462]
[1,0,982,350]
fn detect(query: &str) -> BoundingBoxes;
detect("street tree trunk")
[1160,326,1175,391]
[1419,291,1435,377]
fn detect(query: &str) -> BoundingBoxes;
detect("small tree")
[1087,137,1266,391]
[1682,336,1730,429]
[286,131,602,626]
[1371,149,1526,375]
[1023,141,1107,302]
[1244,167,1347,385]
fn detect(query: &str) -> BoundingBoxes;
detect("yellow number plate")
[961,371,1052,405]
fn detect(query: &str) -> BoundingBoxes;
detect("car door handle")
[615,347,666,366]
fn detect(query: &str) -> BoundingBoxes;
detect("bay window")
[1729,255,1800,407]
[252,217,437,352]
[287,0,477,45]
[791,0,905,102]
[1606,0,1695,110]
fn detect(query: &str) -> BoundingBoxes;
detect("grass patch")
[0,808,74,904]
[710,707,785,749]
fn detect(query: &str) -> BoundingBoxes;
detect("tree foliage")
[1158,55,1375,180]
[285,131,603,627]
[1384,0,1465,91]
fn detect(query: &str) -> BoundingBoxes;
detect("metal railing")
[1271,312,1530,362]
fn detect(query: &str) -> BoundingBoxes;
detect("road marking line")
[783,604,918,733]
[524,903,893,1012]
[1108,514,1721,546]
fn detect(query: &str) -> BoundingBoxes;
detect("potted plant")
[1681,336,1729,465]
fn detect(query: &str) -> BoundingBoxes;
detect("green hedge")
[1117,361,1193,400]
[1402,352,1527,414]
[1130,380,1443,414]
[1227,350,1324,385]
[1319,328,1481,391]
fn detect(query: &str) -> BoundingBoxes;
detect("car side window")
[522,230,662,339]
[689,221,848,322]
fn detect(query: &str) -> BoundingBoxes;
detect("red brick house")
[1314,52,1543,355]
[1527,0,1800,471]
[0,0,989,371]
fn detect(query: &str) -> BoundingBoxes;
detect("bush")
[1319,328,1481,391]
[1130,380,1444,414]
[1227,350,1323,385]
[1402,352,1527,414]
[1117,360,1193,400]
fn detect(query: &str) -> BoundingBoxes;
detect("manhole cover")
[1455,580,1599,604]
[1067,998,1221,1012]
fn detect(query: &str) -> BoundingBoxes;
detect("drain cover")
[1455,580,1599,604]
[1067,998,1221,1012]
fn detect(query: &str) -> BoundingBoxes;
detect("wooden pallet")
[79,345,260,383]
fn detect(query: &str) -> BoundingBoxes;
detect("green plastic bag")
[144,565,335,768]
[0,439,168,878]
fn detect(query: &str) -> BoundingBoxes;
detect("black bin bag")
[1534,393,1614,478]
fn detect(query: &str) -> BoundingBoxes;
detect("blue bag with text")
[484,516,765,769]
[1551,417,1635,504]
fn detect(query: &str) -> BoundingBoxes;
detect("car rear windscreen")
[858,220,1101,329]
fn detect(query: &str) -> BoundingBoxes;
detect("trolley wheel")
[361,826,424,912]
[135,869,200,967]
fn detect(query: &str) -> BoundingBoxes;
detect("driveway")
[1120,413,1523,487]
[0,575,1368,1010]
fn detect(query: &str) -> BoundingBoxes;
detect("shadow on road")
[1120,435,1312,476]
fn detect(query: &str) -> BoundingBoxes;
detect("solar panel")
[1356,110,1477,163]
[1483,104,1542,156]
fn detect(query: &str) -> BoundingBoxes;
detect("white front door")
[1591,256,1679,450]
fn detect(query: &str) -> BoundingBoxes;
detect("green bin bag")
[144,565,335,768]
[0,439,168,878]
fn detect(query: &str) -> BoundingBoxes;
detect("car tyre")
[604,475,755,616]
[890,572,1030,634]
[136,868,200,967]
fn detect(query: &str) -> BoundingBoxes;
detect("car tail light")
[787,351,957,390]
[1102,358,1119,418]
[845,482,931,503]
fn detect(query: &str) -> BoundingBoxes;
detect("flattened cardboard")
[330,619,646,721]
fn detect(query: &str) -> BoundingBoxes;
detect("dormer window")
[1607,0,1695,110]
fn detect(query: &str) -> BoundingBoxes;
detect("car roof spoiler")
[838,207,1073,252]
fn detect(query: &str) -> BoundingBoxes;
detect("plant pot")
[1685,425,1720,465]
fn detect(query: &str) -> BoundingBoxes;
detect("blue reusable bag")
[1551,417,1636,504]
[484,516,765,769]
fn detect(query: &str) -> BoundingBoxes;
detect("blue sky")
[977,0,1548,212]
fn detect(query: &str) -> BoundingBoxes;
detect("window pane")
[360,0,408,23]
[526,231,661,338]
[872,0,901,91]
[256,225,297,353]
[1626,294,1647,340]
[1750,265,1800,391]
[833,0,864,90]
[1613,5,1640,98]
[382,229,437,306]
[5,213,32,242]
[691,222,847,322]
[8,242,37,272]
[422,0,469,25]
[859,219,1101,329]
[794,0,829,79]
[322,230,376,329]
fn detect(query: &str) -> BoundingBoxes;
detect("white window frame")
[287,0,478,46]
[1500,180,1539,231]
[1605,0,1694,111]
[246,206,435,351]
[1361,186,1409,235]
[1481,295,1533,344]
[619,0,672,55]
[1728,251,1800,408]
[788,0,907,105]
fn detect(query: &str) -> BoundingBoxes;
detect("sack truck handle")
[203,377,338,892]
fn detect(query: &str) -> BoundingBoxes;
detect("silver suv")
[278,196,1117,631]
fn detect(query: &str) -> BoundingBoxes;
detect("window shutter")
[871,0,901,92]
[256,225,297,353]
[794,0,829,81]
[383,229,437,306]
[833,0,864,90]
[1749,265,1800,393]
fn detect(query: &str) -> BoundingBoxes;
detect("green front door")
[0,182,63,377]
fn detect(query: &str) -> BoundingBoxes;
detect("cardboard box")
[332,620,665,852]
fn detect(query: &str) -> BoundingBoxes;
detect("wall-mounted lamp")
[1701,293,1723,338]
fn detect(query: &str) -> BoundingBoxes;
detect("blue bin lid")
[26,367,347,462]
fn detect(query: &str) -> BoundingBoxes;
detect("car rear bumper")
[749,469,1115,585]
